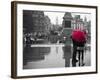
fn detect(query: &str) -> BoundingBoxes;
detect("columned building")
[72,15,84,30]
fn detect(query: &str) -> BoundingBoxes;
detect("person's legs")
[78,50,81,66]
[81,50,85,66]
[82,50,84,61]
[72,41,78,67]
[72,46,77,61]
[78,42,85,66]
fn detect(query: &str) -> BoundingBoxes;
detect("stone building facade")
[23,10,51,34]
[62,12,91,44]
[62,12,90,33]
[71,15,84,30]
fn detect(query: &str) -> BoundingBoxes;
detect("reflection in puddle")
[23,45,66,69]
[23,45,51,65]
[23,44,91,69]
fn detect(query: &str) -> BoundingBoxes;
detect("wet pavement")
[23,44,91,69]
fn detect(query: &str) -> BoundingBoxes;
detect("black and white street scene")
[23,10,91,69]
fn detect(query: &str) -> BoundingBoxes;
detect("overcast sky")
[44,11,91,25]
[44,12,65,25]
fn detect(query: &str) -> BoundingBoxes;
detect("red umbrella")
[71,29,86,43]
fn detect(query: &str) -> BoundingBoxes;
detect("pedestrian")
[26,33,31,44]
[71,28,87,66]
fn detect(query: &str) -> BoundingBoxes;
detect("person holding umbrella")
[71,27,87,66]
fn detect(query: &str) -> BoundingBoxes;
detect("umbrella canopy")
[71,29,86,43]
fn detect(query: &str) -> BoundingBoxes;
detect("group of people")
[71,27,87,66]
